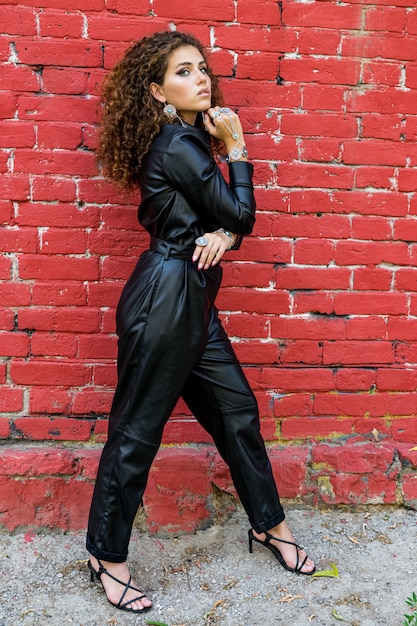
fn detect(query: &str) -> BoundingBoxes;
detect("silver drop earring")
[163,103,186,128]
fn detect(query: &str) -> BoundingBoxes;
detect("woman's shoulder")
[152,123,210,153]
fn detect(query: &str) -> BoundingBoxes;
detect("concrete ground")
[0,504,415,626]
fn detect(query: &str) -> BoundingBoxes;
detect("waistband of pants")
[150,236,194,261]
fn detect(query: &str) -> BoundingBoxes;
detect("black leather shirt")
[138,123,256,249]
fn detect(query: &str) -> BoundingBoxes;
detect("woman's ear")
[150,82,166,104]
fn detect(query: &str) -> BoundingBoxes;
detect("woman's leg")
[181,308,284,532]
[181,309,314,573]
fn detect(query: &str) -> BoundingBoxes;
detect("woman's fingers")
[192,232,230,270]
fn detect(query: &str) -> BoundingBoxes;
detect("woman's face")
[151,45,212,125]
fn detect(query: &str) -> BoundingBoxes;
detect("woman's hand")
[192,230,236,270]
[203,107,247,160]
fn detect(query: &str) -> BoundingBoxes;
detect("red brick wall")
[1,0,417,532]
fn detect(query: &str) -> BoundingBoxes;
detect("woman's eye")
[178,69,190,76]
[200,67,208,74]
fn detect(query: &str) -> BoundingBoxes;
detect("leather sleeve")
[163,131,256,235]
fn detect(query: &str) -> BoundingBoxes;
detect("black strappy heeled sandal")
[248,529,315,576]
[88,559,152,613]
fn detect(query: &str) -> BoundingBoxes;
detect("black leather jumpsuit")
[86,122,285,563]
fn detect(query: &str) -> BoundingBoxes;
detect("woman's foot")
[89,555,152,612]
[251,520,315,574]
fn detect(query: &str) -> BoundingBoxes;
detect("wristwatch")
[226,145,248,163]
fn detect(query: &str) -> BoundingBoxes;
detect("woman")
[86,30,315,614]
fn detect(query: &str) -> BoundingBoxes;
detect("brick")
[280,340,322,365]
[395,269,417,291]
[334,293,407,316]
[90,17,165,45]
[278,163,354,190]
[2,6,37,34]
[275,267,350,291]
[14,149,96,177]
[260,367,334,392]
[353,268,392,291]
[269,446,309,498]
[297,29,341,56]
[38,10,84,38]
[281,416,355,441]
[239,239,291,265]
[217,289,290,315]
[41,68,90,95]
[402,474,417,508]
[361,114,403,141]
[335,368,377,391]
[280,58,360,86]
[343,33,417,62]
[72,390,113,415]
[0,447,76,476]
[294,239,334,265]
[271,316,345,341]
[15,39,101,67]
[30,332,78,358]
[16,203,99,228]
[331,191,407,216]
[18,95,99,123]
[271,393,312,418]
[0,199,12,224]
[37,123,83,150]
[362,61,401,87]
[236,0,281,25]
[233,342,278,365]
[0,121,35,148]
[389,417,417,442]
[344,140,417,167]
[18,308,100,333]
[222,262,277,288]
[293,293,334,315]
[335,241,409,266]
[0,332,29,357]
[93,363,117,387]
[313,441,396,473]
[365,7,406,33]
[31,283,87,306]
[145,447,212,534]
[78,334,117,359]
[10,361,92,387]
[18,255,99,281]
[0,283,31,306]
[345,316,387,340]
[283,3,361,29]
[104,0,149,14]
[235,52,279,81]
[351,216,392,240]
[0,175,28,201]
[0,387,24,412]
[300,138,342,163]
[282,113,356,139]
[0,419,11,438]
[323,341,394,366]
[303,85,345,112]
[0,227,37,253]
[347,88,417,115]
[0,65,39,92]
[354,166,395,190]
[377,368,417,391]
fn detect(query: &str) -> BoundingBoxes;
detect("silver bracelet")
[215,228,235,249]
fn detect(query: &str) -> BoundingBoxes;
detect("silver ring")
[195,236,209,246]
[211,110,221,119]
[220,107,233,116]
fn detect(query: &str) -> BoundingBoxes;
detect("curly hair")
[96,31,225,190]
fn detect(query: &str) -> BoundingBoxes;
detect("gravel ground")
[0,504,415,626]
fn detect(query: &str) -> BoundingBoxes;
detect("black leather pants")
[86,239,285,562]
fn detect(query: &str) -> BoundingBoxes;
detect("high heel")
[248,529,315,576]
[88,559,152,613]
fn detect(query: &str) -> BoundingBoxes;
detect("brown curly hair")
[97,31,225,190]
